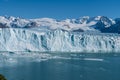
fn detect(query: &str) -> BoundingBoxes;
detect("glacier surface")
[0,28,120,52]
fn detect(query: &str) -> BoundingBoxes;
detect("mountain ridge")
[0,16,120,33]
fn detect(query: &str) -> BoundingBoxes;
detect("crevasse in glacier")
[0,28,120,52]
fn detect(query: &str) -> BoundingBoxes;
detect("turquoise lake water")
[0,52,120,80]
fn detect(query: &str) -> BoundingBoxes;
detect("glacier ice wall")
[0,28,120,53]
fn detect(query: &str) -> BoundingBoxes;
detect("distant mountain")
[0,16,119,33]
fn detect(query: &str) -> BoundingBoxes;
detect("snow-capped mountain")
[0,16,120,52]
[0,16,118,33]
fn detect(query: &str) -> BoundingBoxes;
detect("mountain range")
[0,16,120,33]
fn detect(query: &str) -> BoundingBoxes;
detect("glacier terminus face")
[0,28,120,53]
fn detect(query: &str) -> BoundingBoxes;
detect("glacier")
[0,28,120,52]
[0,16,120,52]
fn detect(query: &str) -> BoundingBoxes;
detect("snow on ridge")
[0,16,119,33]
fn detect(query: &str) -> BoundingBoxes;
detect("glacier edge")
[0,28,120,53]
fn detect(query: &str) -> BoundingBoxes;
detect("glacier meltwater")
[0,28,120,53]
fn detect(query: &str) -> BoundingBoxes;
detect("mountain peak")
[0,16,119,33]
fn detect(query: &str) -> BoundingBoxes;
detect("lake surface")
[0,52,120,80]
